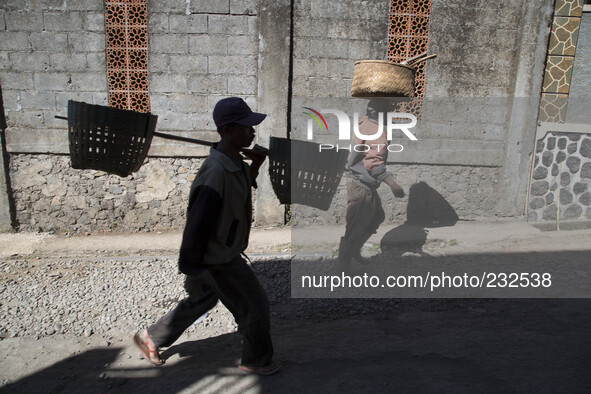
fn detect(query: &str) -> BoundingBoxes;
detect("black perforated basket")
[269,137,348,211]
[67,100,157,177]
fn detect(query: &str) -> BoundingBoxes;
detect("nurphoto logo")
[303,107,418,153]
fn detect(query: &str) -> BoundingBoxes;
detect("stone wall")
[9,155,205,233]
[528,133,591,222]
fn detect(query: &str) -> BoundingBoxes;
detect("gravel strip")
[0,256,482,340]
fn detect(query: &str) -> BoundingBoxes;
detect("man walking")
[133,97,280,375]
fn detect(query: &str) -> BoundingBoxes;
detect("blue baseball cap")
[213,97,267,127]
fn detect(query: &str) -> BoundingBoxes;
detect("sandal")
[238,360,281,375]
[132,331,165,366]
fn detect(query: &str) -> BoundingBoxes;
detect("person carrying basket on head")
[339,98,405,265]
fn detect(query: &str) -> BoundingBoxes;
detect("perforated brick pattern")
[387,0,432,117]
[105,0,150,113]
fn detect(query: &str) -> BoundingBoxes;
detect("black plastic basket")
[67,100,157,177]
[269,137,348,211]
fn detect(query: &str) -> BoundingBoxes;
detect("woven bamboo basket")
[67,100,157,177]
[269,137,348,211]
[351,60,416,98]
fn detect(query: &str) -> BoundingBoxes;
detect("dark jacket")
[178,145,253,275]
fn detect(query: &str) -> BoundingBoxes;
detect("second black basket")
[269,137,348,211]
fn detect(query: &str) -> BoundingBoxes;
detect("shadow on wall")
[381,181,458,256]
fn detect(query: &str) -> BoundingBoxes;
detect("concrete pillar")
[0,87,14,232]
[497,0,554,216]
[254,0,292,226]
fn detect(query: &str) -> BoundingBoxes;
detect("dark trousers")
[344,181,385,248]
[147,256,273,367]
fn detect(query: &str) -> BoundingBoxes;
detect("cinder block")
[5,110,46,128]
[0,32,32,51]
[170,14,208,34]
[170,93,208,113]
[190,0,230,14]
[84,12,104,32]
[0,72,35,90]
[0,90,21,111]
[151,34,188,54]
[33,72,70,91]
[169,55,208,74]
[55,91,94,109]
[29,32,68,52]
[150,73,189,93]
[150,93,173,111]
[230,0,257,15]
[42,110,68,129]
[187,74,228,94]
[68,32,105,52]
[348,40,372,60]
[0,13,6,30]
[227,35,257,55]
[10,52,50,72]
[326,59,353,78]
[308,77,342,98]
[5,11,43,31]
[0,53,10,70]
[43,12,84,31]
[247,16,257,36]
[149,13,169,34]
[148,54,170,73]
[309,38,348,60]
[70,72,107,92]
[191,112,217,131]
[49,53,88,72]
[148,0,187,13]
[45,0,101,11]
[228,75,256,95]
[157,111,195,131]
[293,58,328,78]
[85,53,107,72]
[92,92,108,106]
[311,0,387,20]
[189,35,228,55]
[295,18,329,38]
[293,38,310,58]
[208,55,257,75]
[208,14,250,35]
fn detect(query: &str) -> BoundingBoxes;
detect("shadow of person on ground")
[380,181,459,258]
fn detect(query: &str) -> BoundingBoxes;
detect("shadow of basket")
[269,137,348,211]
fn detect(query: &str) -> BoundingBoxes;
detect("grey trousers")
[147,256,273,367]
[344,181,385,249]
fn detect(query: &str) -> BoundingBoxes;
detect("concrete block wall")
[292,0,389,98]
[0,0,108,154]
[147,0,261,151]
